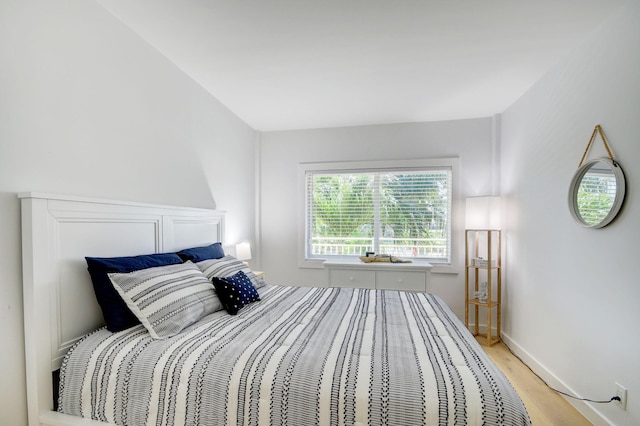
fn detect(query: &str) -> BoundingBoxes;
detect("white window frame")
[298,158,461,274]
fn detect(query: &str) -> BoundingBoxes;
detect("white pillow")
[196,255,265,289]
[108,261,222,339]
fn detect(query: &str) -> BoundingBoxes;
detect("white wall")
[500,1,640,424]
[4,2,636,426]
[259,118,497,314]
[0,1,256,424]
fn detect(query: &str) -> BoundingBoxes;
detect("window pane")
[379,171,451,260]
[306,167,452,263]
[309,173,374,256]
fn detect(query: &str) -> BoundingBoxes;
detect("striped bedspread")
[59,285,530,425]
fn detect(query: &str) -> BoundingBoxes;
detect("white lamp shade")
[465,196,501,230]
[235,242,252,261]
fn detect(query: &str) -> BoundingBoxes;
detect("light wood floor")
[483,341,592,425]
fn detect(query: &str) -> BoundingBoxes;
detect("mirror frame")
[568,157,626,228]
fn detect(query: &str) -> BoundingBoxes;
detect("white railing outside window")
[311,237,448,258]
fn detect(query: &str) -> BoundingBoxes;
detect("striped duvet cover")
[59,285,530,425]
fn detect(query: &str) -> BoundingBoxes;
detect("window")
[299,159,458,268]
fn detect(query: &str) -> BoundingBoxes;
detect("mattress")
[58,284,530,425]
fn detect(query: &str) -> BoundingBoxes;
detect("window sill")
[299,257,458,274]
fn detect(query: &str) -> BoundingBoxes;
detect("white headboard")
[20,193,225,426]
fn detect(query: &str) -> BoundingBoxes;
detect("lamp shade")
[465,196,501,230]
[235,242,252,261]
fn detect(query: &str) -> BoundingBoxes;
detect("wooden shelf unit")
[465,229,501,346]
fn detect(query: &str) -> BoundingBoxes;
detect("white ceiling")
[96,0,626,131]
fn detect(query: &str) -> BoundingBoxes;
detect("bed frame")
[20,193,225,426]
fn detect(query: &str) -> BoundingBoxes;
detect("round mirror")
[568,157,625,228]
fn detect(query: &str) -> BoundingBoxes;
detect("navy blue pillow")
[86,253,183,332]
[212,270,260,315]
[177,242,225,262]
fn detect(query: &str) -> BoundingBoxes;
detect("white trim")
[254,131,263,270]
[297,157,461,274]
[491,114,501,195]
[501,332,614,426]
[18,192,221,214]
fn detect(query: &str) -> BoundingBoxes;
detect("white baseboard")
[500,332,615,426]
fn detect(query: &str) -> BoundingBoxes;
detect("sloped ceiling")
[96,0,626,131]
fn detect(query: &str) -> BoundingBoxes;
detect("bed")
[20,193,531,426]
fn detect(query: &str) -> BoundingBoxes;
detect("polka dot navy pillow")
[212,270,260,315]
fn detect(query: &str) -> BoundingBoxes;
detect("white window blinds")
[304,167,452,263]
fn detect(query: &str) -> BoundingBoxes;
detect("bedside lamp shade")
[465,196,501,230]
[235,242,252,261]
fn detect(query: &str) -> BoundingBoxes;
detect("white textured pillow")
[196,255,265,289]
[108,261,222,339]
